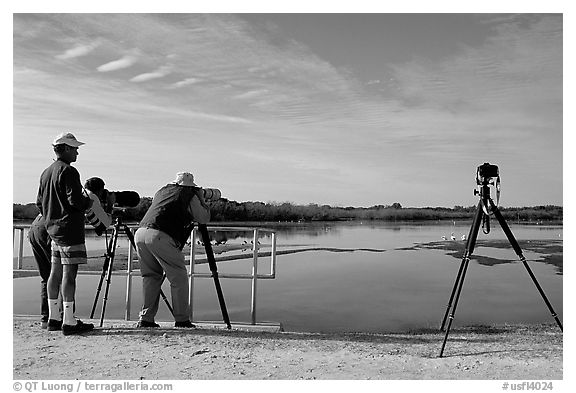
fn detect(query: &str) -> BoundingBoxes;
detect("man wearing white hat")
[36,132,95,335]
[135,172,210,328]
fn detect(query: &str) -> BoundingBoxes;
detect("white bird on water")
[461,234,467,241]
[441,235,447,240]
[450,232,456,241]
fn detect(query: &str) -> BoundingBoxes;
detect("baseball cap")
[52,132,85,147]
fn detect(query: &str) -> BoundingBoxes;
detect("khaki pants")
[135,227,189,323]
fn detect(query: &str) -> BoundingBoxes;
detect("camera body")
[476,162,500,186]
[477,163,499,179]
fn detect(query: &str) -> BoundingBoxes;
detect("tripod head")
[474,162,501,206]
[473,163,501,233]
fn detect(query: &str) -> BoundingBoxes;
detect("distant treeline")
[13,199,563,224]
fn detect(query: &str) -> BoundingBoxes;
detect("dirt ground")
[13,317,562,380]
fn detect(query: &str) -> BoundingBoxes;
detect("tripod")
[438,167,562,357]
[90,216,173,327]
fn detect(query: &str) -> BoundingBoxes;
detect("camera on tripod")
[439,162,562,357]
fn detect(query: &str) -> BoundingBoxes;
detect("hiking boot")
[136,320,160,328]
[174,320,195,328]
[47,319,63,331]
[62,320,94,336]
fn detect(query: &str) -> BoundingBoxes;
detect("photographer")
[29,176,112,329]
[84,177,112,236]
[36,132,94,335]
[135,172,210,328]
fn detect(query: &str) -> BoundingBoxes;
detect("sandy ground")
[13,317,562,380]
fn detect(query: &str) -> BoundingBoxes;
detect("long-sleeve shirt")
[36,159,91,246]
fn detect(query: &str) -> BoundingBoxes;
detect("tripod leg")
[99,226,120,327]
[90,231,115,318]
[440,201,484,331]
[159,273,174,316]
[123,225,174,316]
[439,203,484,357]
[490,200,563,331]
[198,224,232,329]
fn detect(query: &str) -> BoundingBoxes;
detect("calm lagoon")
[13,221,563,333]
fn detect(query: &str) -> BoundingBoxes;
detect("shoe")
[174,320,195,328]
[41,318,49,329]
[62,320,94,336]
[136,320,160,328]
[47,319,63,331]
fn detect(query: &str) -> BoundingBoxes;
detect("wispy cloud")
[97,54,138,72]
[130,65,172,83]
[56,41,101,59]
[169,78,202,89]
[388,15,562,115]
[13,66,253,132]
[233,89,269,100]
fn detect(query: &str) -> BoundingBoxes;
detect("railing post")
[271,232,277,278]
[18,228,25,270]
[251,228,259,325]
[125,227,133,321]
[189,228,196,323]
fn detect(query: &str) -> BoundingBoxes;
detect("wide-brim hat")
[52,132,85,147]
[171,172,198,187]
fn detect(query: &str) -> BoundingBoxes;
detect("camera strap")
[495,175,501,207]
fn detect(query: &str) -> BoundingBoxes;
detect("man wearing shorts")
[36,132,94,335]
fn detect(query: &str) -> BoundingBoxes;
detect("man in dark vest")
[135,172,210,328]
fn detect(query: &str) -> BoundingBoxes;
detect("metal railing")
[13,224,277,325]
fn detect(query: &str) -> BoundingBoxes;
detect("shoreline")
[13,316,562,380]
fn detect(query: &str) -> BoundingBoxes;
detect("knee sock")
[63,302,76,325]
[48,299,61,321]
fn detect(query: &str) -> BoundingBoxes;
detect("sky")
[12,12,563,208]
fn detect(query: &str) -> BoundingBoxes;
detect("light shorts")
[51,241,87,265]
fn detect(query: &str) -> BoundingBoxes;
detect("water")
[13,221,563,333]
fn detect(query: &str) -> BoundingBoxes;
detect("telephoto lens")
[202,188,221,202]
[108,191,141,207]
